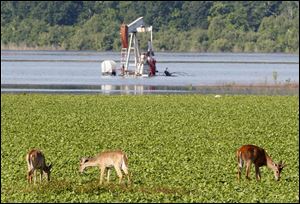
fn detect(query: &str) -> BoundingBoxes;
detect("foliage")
[1,1,299,52]
[1,94,299,202]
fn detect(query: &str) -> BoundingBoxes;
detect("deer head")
[79,157,89,173]
[44,163,52,181]
[273,160,286,181]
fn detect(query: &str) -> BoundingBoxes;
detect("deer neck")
[266,154,276,170]
[85,157,99,167]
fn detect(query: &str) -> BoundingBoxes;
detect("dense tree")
[1,1,299,53]
[182,1,213,30]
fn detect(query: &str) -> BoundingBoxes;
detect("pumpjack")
[120,17,156,77]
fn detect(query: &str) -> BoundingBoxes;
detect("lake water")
[1,50,299,94]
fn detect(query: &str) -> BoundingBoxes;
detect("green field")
[1,94,299,202]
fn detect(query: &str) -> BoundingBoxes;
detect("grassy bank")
[1,94,299,202]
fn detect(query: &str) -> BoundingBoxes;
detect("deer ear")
[80,157,90,163]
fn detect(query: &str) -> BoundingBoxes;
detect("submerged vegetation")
[1,1,299,53]
[1,94,299,202]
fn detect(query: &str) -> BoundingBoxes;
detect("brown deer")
[236,144,286,181]
[79,150,130,185]
[26,149,52,184]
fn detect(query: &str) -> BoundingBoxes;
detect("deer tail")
[26,154,30,165]
[236,150,243,168]
[26,153,33,171]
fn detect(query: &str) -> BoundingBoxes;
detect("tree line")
[1,1,299,53]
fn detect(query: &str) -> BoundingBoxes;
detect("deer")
[26,149,52,184]
[79,150,130,185]
[236,144,286,181]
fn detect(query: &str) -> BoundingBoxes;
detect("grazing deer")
[79,150,130,185]
[26,149,52,184]
[236,144,286,181]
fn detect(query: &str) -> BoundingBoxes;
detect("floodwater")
[1,50,299,95]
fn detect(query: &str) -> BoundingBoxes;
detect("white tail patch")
[238,152,244,168]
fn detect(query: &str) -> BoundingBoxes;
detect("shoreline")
[1,83,299,88]
[1,47,299,55]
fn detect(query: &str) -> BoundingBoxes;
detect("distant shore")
[1,44,65,51]
[1,45,299,54]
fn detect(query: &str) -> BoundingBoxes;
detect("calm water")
[1,50,299,94]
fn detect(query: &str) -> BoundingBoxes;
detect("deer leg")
[122,165,130,184]
[44,170,50,182]
[28,174,32,183]
[237,166,241,181]
[33,170,37,184]
[237,159,243,181]
[40,169,43,183]
[27,172,30,183]
[27,169,34,183]
[245,160,252,180]
[114,166,123,184]
[255,165,261,181]
[99,167,105,185]
[106,168,111,183]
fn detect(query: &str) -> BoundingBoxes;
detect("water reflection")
[1,84,298,95]
[102,84,145,94]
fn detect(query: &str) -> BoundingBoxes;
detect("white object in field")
[101,60,116,75]
[215,95,221,98]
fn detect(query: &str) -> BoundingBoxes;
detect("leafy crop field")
[1,94,299,202]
